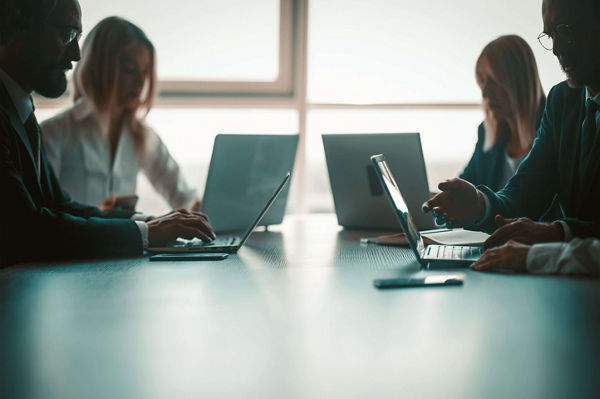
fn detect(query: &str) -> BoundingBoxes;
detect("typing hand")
[147,209,216,247]
[422,178,486,228]
[471,240,530,272]
[483,215,564,249]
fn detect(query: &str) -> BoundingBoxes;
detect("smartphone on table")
[374,274,463,289]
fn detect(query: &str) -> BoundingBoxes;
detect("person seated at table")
[460,35,545,191]
[422,0,600,273]
[0,0,214,267]
[41,16,201,212]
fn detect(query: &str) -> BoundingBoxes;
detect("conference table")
[1,214,599,399]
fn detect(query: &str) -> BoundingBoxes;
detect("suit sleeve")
[459,123,485,185]
[473,86,561,233]
[0,115,143,267]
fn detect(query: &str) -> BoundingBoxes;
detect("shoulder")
[40,98,96,136]
[476,122,485,142]
[546,81,585,109]
[141,123,163,149]
[40,104,77,137]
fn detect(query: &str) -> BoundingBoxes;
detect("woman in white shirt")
[42,16,199,212]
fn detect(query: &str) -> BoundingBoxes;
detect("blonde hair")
[476,35,545,147]
[74,16,157,154]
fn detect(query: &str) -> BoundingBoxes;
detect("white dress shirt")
[527,238,600,276]
[41,98,198,209]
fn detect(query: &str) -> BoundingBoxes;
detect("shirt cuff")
[557,220,572,241]
[526,242,567,274]
[135,221,149,249]
[132,213,152,222]
[473,191,491,225]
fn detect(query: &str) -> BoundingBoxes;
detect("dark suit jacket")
[0,83,143,267]
[475,81,600,238]
[460,122,508,192]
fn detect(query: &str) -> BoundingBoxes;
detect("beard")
[20,43,71,98]
[31,67,68,98]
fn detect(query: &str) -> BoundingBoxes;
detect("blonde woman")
[41,16,200,211]
[460,35,546,191]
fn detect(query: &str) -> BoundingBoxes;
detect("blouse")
[41,98,197,209]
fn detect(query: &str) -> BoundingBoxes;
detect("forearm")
[55,199,136,219]
[526,238,600,276]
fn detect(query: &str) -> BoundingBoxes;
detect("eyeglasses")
[537,24,575,51]
[48,23,82,46]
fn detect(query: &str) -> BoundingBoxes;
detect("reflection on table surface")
[1,214,599,399]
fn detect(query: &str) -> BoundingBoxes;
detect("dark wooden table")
[1,214,599,399]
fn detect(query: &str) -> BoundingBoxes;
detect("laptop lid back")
[237,173,291,248]
[371,154,426,265]
[322,133,434,231]
[202,134,298,233]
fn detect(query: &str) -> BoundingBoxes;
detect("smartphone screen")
[373,275,463,289]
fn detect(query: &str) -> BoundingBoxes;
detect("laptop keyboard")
[181,237,236,248]
[425,245,483,260]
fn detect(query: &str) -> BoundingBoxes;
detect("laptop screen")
[237,173,291,247]
[371,155,423,260]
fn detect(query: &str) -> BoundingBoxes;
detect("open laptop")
[202,134,298,233]
[323,133,435,231]
[370,154,482,267]
[148,173,290,254]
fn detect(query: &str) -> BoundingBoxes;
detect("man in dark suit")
[0,0,215,267]
[422,0,600,267]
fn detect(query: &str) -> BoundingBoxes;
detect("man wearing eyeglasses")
[0,0,215,267]
[422,0,600,274]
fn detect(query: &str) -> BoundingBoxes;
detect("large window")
[37,0,567,216]
[307,0,564,103]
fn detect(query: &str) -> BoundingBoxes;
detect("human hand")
[190,200,202,212]
[470,240,530,272]
[147,208,216,247]
[421,178,486,228]
[483,215,564,249]
[99,195,118,212]
[99,194,138,211]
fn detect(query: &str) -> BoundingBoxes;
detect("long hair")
[476,35,545,148]
[73,16,157,154]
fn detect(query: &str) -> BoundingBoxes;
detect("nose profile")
[67,40,81,62]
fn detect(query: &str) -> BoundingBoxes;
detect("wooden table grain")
[1,214,599,399]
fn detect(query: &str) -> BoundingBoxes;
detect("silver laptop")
[202,134,298,233]
[323,133,435,231]
[148,173,290,253]
[371,154,482,267]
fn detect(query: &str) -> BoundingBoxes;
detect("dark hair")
[0,0,57,45]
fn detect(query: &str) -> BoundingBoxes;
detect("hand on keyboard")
[147,209,215,247]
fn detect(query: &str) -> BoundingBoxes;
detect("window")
[307,0,564,103]
[36,0,568,215]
